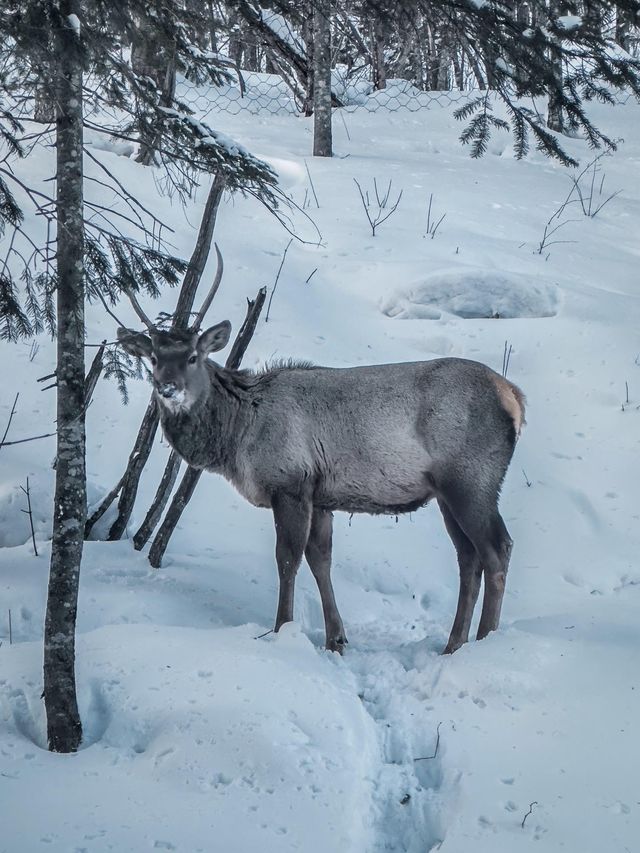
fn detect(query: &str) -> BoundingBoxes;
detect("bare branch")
[0,392,19,448]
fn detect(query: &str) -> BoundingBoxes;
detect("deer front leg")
[305,508,347,653]
[272,491,312,632]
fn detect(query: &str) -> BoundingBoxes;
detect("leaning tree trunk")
[85,173,227,543]
[312,0,332,157]
[43,0,85,754]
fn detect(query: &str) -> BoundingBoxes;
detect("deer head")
[117,245,231,412]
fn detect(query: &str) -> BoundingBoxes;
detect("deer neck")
[157,364,244,473]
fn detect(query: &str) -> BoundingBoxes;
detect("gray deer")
[118,250,525,654]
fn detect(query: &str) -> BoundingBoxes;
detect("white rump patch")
[381,269,561,320]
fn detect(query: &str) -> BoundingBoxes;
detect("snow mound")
[0,623,379,852]
[381,269,561,320]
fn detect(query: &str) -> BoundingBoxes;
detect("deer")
[118,247,525,654]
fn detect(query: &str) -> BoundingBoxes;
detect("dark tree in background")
[313,0,333,156]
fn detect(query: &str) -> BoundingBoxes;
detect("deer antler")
[191,244,224,332]
[124,286,156,332]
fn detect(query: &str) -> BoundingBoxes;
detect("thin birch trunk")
[44,0,85,754]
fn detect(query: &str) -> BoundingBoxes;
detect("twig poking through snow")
[353,177,403,236]
[254,629,274,640]
[304,160,320,208]
[521,801,538,829]
[425,193,446,239]
[20,477,38,556]
[502,341,513,378]
[0,393,19,450]
[414,721,443,761]
[265,239,293,323]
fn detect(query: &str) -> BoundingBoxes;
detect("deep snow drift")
[1,82,639,853]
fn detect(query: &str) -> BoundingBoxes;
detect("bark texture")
[44,0,85,754]
[312,0,332,157]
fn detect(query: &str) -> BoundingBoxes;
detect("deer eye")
[150,355,157,367]
[188,354,197,365]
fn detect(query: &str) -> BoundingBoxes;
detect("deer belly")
[316,450,434,515]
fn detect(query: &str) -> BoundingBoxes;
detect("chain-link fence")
[180,63,474,122]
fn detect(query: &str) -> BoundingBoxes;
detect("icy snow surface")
[1,81,639,853]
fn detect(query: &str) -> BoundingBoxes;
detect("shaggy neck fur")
[157,362,254,474]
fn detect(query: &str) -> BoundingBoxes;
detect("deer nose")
[158,382,178,399]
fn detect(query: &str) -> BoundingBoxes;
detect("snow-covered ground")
[1,82,639,852]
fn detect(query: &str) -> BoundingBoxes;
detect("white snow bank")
[0,623,378,853]
[380,269,561,320]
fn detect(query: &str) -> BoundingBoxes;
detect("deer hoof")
[326,636,348,655]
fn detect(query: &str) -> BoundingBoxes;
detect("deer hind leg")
[305,508,347,653]
[475,513,512,641]
[439,484,513,649]
[438,499,483,655]
[272,491,312,633]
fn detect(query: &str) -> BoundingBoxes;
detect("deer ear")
[117,327,152,358]
[197,321,231,355]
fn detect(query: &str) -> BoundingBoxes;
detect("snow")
[67,13,80,36]
[380,270,561,320]
[556,15,582,31]
[1,76,640,852]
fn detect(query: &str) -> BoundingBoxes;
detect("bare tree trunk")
[133,15,177,166]
[437,45,451,90]
[228,12,244,67]
[148,466,202,568]
[106,401,159,540]
[313,0,332,157]
[547,0,564,133]
[452,49,464,90]
[615,4,632,51]
[44,0,85,754]
[371,13,386,90]
[133,449,182,550]
[302,5,315,116]
[34,84,55,123]
[207,0,218,53]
